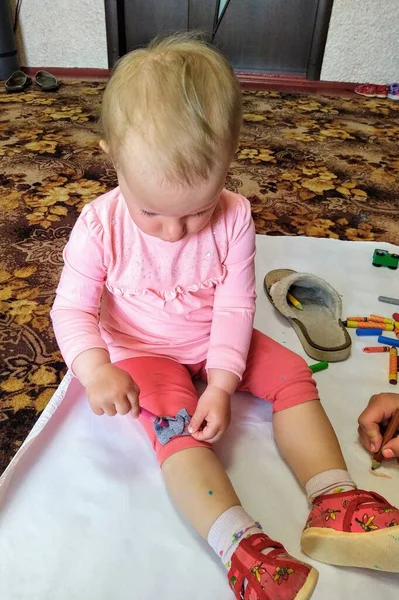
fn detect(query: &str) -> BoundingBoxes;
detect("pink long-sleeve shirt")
[51,187,256,379]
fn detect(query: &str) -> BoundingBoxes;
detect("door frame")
[104,0,334,80]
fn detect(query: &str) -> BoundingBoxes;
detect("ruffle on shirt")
[105,267,226,304]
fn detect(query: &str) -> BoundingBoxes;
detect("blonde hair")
[101,33,242,186]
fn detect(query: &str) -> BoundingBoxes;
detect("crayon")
[378,335,399,347]
[393,313,399,322]
[369,315,394,325]
[372,408,399,469]
[389,347,398,385]
[356,328,382,336]
[346,317,368,322]
[287,293,303,310]
[346,321,394,331]
[378,296,399,306]
[309,361,329,374]
[140,407,168,428]
[363,346,391,353]
[395,328,399,340]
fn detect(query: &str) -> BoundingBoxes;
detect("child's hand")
[188,384,231,443]
[85,363,140,417]
[358,393,399,459]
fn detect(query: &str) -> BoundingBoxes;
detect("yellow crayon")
[389,347,398,385]
[287,293,303,310]
[369,315,394,325]
[346,321,394,331]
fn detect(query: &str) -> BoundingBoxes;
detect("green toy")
[372,249,399,270]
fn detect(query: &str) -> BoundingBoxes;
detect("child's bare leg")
[162,445,318,598]
[162,446,239,538]
[273,400,347,486]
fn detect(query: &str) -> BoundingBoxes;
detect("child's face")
[117,154,228,243]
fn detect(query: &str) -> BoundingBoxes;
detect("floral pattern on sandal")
[228,532,318,600]
[302,489,399,573]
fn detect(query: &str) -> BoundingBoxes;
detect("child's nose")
[163,219,185,242]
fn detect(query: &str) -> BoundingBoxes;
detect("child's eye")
[192,211,206,217]
[141,210,157,217]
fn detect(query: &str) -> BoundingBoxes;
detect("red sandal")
[301,489,399,572]
[228,533,319,600]
[354,84,388,98]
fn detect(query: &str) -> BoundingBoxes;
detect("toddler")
[51,34,399,599]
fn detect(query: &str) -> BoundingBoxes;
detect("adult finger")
[358,426,375,453]
[382,437,399,460]
[357,395,388,452]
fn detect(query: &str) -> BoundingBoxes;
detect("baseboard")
[23,67,111,80]
[22,66,359,94]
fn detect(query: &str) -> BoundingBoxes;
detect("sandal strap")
[228,533,311,599]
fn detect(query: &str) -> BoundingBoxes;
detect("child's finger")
[127,392,140,418]
[191,422,219,442]
[188,407,207,434]
[115,398,133,416]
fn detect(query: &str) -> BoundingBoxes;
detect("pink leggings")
[115,329,319,466]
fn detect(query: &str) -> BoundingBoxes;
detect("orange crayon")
[346,321,394,331]
[369,315,394,325]
[346,317,368,322]
[389,347,398,385]
[363,346,391,353]
[395,327,399,340]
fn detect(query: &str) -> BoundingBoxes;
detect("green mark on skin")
[374,564,382,570]
[208,490,213,496]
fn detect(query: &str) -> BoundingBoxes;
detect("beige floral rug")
[0,82,398,474]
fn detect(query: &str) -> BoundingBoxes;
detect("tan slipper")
[264,269,351,362]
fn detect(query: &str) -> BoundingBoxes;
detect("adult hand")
[358,393,399,460]
[188,384,231,443]
[85,363,140,417]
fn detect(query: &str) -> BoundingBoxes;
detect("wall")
[13,0,108,69]
[321,0,398,83]
[12,0,399,82]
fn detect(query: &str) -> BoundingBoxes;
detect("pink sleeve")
[50,204,109,370]
[206,197,256,379]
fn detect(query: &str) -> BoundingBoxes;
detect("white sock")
[207,506,265,568]
[305,469,357,503]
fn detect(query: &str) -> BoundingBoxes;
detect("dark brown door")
[120,0,333,78]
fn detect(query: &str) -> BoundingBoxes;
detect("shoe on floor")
[264,269,351,362]
[228,532,319,599]
[5,70,32,93]
[388,83,399,101]
[301,489,399,573]
[35,70,60,91]
[354,84,388,98]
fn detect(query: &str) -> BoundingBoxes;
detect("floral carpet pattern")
[0,82,398,473]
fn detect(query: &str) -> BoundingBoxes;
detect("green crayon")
[309,361,329,374]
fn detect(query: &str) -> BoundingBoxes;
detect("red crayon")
[363,346,391,353]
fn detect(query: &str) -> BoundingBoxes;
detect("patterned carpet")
[0,82,398,474]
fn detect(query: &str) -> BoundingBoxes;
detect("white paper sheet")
[1,235,399,599]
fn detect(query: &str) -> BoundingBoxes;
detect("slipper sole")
[264,269,351,362]
[301,526,399,573]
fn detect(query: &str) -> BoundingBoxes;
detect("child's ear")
[99,139,109,154]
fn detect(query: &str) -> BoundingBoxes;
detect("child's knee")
[272,352,319,412]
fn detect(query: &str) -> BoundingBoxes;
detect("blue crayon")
[356,328,382,336]
[378,335,399,348]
